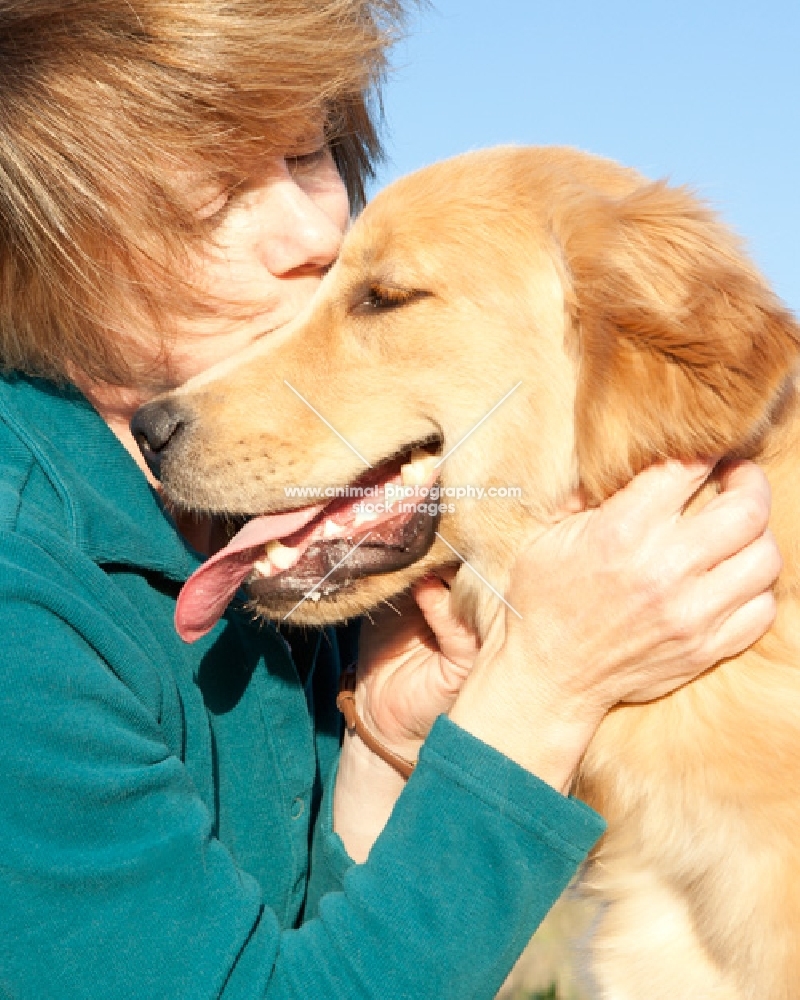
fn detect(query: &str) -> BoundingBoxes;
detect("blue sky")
[371,0,799,311]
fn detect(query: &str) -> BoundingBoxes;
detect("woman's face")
[75,142,349,407]
[167,144,350,386]
[72,141,349,492]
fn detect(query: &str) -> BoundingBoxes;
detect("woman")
[0,2,779,997]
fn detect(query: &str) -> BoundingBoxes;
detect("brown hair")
[0,0,408,386]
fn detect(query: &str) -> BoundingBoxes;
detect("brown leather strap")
[336,669,416,779]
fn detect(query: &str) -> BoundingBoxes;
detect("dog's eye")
[354,285,427,314]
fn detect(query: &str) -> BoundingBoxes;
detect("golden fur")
[158,146,800,998]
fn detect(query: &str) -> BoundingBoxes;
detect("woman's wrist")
[333,726,410,863]
[333,668,441,863]
[448,646,605,796]
[337,669,418,779]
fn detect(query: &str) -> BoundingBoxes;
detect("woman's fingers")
[411,575,451,635]
[412,572,480,674]
[706,591,778,664]
[585,461,715,577]
[680,528,781,671]
[679,460,772,572]
[716,457,773,497]
[601,459,714,528]
[601,461,773,593]
[622,518,781,703]
[699,528,782,623]
[623,587,779,704]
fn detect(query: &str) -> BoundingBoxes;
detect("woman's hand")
[450,460,781,793]
[334,569,481,861]
[355,567,480,762]
[336,458,780,858]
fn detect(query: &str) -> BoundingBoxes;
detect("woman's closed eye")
[287,146,329,170]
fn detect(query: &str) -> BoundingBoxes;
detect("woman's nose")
[257,168,346,277]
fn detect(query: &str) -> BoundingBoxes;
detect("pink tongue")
[175,505,324,643]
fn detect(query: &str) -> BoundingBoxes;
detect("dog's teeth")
[322,517,340,539]
[410,446,439,469]
[353,508,379,528]
[252,558,272,578]
[264,539,299,571]
[401,448,438,487]
[309,592,322,602]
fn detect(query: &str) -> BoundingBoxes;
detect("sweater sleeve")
[286,716,604,999]
[0,595,604,1000]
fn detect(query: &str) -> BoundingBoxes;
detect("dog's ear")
[555,181,800,503]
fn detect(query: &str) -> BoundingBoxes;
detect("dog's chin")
[246,564,438,625]
[245,508,442,625]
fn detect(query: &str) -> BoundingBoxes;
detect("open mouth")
[175,440,442,642]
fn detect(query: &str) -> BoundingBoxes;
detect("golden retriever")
[132,146,800,999]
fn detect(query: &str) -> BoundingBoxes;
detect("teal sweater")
[0,374,605,999]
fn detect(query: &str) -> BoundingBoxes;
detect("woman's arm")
[450,460,778,782]
[0,593,600,1000]
[334,460,779,854]
[333,569,478,861]
[2,461,776,1000]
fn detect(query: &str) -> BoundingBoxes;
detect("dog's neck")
[451,373,800,644]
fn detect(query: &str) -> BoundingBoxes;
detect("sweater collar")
[0,374,201,581]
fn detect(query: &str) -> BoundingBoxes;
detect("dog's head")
[131,147,800,640]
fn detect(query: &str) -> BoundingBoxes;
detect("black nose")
[130,400,187,480]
